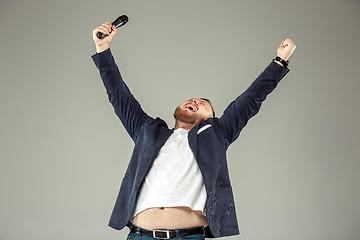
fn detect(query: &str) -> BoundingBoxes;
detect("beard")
[173,106,198,124]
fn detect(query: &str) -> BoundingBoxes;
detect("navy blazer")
[92,48,289,238]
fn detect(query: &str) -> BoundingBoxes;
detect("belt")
[130,225,205,239]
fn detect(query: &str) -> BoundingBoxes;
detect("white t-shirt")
[132,128,207,217]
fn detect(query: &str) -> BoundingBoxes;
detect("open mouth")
[185,104,197,112]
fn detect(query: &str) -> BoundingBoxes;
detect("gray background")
[1,0,359,239]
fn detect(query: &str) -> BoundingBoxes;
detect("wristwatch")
[274,56,289,67]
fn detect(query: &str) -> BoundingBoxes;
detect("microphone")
[97,15,129,39]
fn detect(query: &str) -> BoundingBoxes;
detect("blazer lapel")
[197,124,212,134]
[188,123,200,158]
[151,127,173,161]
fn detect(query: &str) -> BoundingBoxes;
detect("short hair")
[200,98,215,117]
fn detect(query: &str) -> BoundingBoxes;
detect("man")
[92,22,296,239]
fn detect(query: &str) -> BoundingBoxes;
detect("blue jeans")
[126,223,205,240]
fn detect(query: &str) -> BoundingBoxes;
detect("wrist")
[96,44,109,53]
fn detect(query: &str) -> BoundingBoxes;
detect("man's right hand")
[92,22,118,53]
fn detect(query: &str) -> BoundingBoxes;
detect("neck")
[174,120,197,131]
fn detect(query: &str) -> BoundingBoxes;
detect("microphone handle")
[97,15,129,39]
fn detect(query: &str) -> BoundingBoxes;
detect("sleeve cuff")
[91,48,115,69]
[270,59,290,79]
[91,47,111,59]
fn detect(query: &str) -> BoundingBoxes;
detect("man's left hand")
[277,39,296,61]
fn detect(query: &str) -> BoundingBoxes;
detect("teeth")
[185,104,196,111]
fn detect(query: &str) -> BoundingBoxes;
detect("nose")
[191,99,197,104]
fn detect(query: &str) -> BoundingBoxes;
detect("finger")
[93,27,104,39]
[104,22,113,31]
[283,39,292,47]
[279,39,285,48]
[97,25,111,35]
[104,22,113,32]
[111,26,118,34]
[281,39,287,47]
[97,23,112,33]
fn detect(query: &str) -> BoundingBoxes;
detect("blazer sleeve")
[92,48,153,141]
[218,60,290,144]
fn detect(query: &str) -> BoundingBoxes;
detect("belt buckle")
[152,229,170,239]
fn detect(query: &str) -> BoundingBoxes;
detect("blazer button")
[135,185,139,190]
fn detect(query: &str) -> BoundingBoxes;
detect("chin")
[173,107,198,124]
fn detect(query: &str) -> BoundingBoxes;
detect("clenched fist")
[277,39,296,62]
[93,22,118,53]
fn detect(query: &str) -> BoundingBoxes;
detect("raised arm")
[218,39,296,144]
[92,22,153,141]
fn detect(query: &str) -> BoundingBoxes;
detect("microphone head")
[112,15,129,28]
